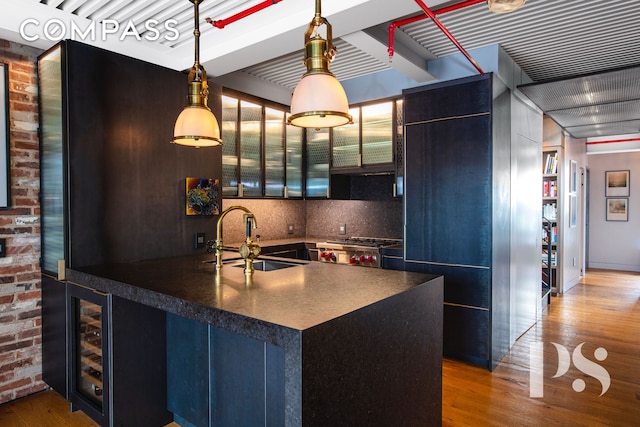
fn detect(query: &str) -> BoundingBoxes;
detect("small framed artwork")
[1,63,9,209]
[605,170,630,197]
[569,194,577,227]
[186,177,220,216]
[606,198,628,222]
[570,160,577,193]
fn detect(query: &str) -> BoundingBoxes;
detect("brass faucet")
[210,206,261,275]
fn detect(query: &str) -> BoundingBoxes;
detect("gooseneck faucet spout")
[209,205,261,274]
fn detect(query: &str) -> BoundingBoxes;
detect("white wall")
[562,133,587,291]
[587,152,640,272]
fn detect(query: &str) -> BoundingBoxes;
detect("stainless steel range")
[315,237,402,268]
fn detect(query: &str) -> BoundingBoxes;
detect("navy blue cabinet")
[403,74,512,370]
[167,313,285,427]
[41,274,67,397]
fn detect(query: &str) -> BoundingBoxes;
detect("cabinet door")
[68,284,111,427]
[265,107,285,196]
[167,314,285,427]
[404,115,491,267]
[332,108,360,167]
[41,275,67,398]
[285,118,304,198]
[240,100,263,196]
[306,128,330,197]
[38,45,66,276]
[361,102,393,165]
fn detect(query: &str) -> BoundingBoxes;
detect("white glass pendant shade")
[172,105,221,148]
[172,0,221,148]
[487,0,525,13]
[289,73,351,128]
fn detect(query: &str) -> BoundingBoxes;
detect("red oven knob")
[320,251,326,258]
[359,255,366,263]
[350,256,357,264]
[367,255,374,263]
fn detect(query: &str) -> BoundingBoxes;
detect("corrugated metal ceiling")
[14,0,640,139]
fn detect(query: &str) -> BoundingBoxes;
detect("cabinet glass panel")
[395,99,404,196]
[362,102,393,165]
[306,128,329,198]
[285,115,303,198]
[265,107,285,197]
[75,299,104,408]
[240,100,263,196]
[222,96,239,196]
[38,46,65,275]
[332,108,360,167]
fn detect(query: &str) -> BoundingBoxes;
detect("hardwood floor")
[1,269,638,426]
[442,268,640,426]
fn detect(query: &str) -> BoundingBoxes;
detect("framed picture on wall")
[569,194,577,227]
[570,160,577,193]
[1,62,9,208]
[605,170,630,197]
[606,198,628,222]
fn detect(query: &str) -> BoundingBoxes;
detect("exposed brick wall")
[0,39,46,404]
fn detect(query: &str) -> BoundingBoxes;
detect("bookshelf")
[542,149,560,295]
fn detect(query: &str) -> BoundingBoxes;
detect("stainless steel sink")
[232,259,303,272]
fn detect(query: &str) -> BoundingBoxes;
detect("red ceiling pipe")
[206,0,283,29]
[586,137,640,145]
[388,0,486,75]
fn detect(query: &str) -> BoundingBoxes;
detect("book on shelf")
[542,224,557,244]
[544,152,558,175]
[543,180,557,197]
[541,251,557,266]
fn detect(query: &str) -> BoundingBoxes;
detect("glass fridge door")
[76,299,104,406]
[68,284,110,426]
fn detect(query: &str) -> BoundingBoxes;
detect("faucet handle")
[239,241,261,260]
[205,240,216,254]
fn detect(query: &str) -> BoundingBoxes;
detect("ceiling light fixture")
[487,0,526,13]
[288,0,352,129]
[172,0,222,148]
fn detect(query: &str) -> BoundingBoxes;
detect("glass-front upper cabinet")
[222,96,239,196]
[221,93,302,198]
[362,102,393,165]
[332,108,360,167]
[330,99,398,172]
[240,100,263,197]
[265,107,285,197]
[306,128,330,198]
[285,115,304,198]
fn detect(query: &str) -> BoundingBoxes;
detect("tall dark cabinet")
[38,40,222,426]
[403,74,515,370]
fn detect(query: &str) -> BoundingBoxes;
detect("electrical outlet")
[0,238,5,257]
[288,223,294,234]
[194,232,205,249]
[339,224,346,235]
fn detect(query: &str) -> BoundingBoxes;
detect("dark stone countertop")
[66,252,439,345]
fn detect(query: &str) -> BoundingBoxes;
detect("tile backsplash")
[220,198,402,243]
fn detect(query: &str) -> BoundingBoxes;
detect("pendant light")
[487,0,525,13]
[172,0,222,147]
[288,0,352,129]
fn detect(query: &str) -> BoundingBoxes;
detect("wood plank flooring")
[1,268,638,426]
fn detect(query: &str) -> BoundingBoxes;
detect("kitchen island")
[67,253,443,427]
